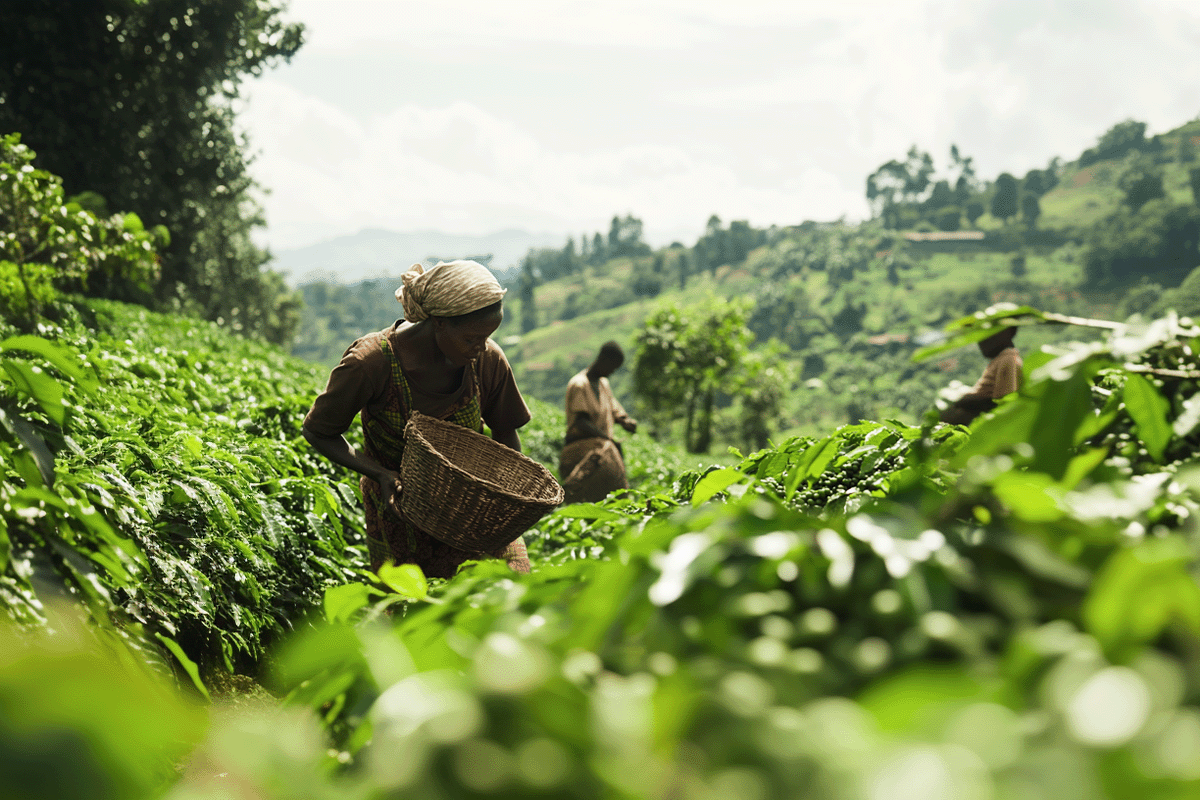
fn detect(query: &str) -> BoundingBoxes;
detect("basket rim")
[403,411,564,506]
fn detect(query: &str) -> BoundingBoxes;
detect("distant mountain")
[270,228,566,287]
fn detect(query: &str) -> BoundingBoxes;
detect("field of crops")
[5,299,1200,799]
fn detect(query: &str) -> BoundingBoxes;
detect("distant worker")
[939,326,1022,425]
[559,342,638,504]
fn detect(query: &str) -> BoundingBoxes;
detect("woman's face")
[434,312,502,367]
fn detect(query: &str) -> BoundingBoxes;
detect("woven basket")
[399,412,564,552]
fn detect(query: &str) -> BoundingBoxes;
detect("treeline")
[290,279,410,366]
[0,0,304,346]
[864,118,1200,292]
[517,213,769,332]
[865,118,1199,236]
[513,116,1200,339]
[863,141,1045,231]
[1078,121,1200,290]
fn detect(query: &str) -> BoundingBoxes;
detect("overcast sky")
[240,0,1200,252]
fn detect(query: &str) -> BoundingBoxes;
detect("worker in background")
[559,341,637,503]
[939,326,1022,425]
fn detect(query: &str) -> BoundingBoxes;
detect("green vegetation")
[295,115,1200,457]
[0,299,362,674]
[0,1,305,345]
[7,78,1200,799]
[0,133,163,331]
[7,301,1200,799]
[0,294,697,679]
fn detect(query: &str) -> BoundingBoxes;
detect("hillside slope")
[294,115,1200,451]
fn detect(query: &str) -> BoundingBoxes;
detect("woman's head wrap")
[395,260,506,322]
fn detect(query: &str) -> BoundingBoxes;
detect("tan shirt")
[970,347,1023,400]
[565,369,631,441]
[303,320,531,437]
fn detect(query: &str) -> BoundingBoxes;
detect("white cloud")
[289,0,898,53]
[244,78,858,249]
[244,0,1200,252]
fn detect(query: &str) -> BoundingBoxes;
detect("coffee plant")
[6,301,1200,800]
[0,300,369,678]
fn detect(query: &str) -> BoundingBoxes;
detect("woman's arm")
[491,426,522,452]
[569,411,608,441]
[302,426,401,512]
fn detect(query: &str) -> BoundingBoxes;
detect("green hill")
[292,114,1200,454]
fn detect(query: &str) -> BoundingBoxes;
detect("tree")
[953,175,974,207]
[867,146,938,229]
[965,199,985,227]
[950,144,977,204]
[726,220,761,264]
[936,206,962,232]
[0,0,304,345]
[518,255,538,333]
[607,214,650,259]
[1010,252,1027,278]
[925,180,956,211]
[632,298,754,453]
[1023,169,1050,197]
[735,342,790,452]
[1021,193,1041,228]
[561,291,581,321]
[1118,157,1166,212]
[747,281,818,351]
[1179,133,1196,164]
[1189,167,1200,207]
[560,237,580,276]
[830,297,866,339]
[1097,119,1148,159]
[991,173,1019,224]
[865,159,908,227]
[1084,200,1200,288]
[1080,119,1148,166]
[1044,157,1063,191]
[590,232,607,265]
[629,259,663,298]
[1154,264,1200,320]
[694,214,727,275]
[676,250,693,290]
[901,146,935,199]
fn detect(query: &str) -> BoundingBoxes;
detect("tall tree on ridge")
[1021,193,1041,228]
[991,173,1019,225]
[519,254,538,333]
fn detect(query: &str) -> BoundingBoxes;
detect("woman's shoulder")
[470,338,510,385]
[341,322,402,367]
[997,347,1022,365]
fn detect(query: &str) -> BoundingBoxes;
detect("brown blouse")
[304,320,531,438]
[970,347,1023,400]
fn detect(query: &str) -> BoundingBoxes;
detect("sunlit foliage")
[0,0,304,345]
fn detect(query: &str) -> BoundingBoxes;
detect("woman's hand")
[377,469,403,516]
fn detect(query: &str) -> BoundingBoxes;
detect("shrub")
[935,205,962,231]
[0,134,162,331]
